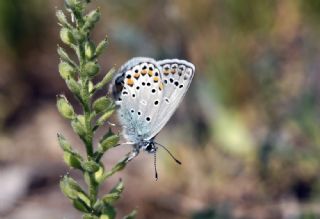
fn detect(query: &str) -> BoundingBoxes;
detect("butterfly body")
[112,57,195,159]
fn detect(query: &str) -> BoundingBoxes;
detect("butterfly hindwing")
[113,57,164,143]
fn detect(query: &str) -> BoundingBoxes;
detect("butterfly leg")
[126,147,140,163]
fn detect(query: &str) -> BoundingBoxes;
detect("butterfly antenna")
[154,152,158,181]
[155,142,182,165]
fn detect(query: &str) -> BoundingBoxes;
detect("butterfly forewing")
[148,59,195,138]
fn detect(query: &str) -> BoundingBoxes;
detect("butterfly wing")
[112,57,165,143]
[147,59,195,139]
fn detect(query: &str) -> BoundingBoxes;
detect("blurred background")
[1,0,320,218]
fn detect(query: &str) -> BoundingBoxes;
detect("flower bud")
[96,108,115,126]
[56,10,70,27]
[57,46,75,66]
[85,41,96,60]
[99,132,119,153]
[59,62,76,80]
[93,96,112,114]
[60,28,75,45]
[83,62,100,77]
[60,175,84,200]
[66,77,81,96]
[82,8,100,31]
[94,165,105,183]
[57,133,73,151]
[111,157,127,173]
[71,115,86,138]
[73,198,90,213]
[57,95,75,120]
[81,160,100,173]
[64,152,82,169]
[95,37,108,57]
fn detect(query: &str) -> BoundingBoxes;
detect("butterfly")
[112,57,195,179]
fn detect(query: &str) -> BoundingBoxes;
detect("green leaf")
[123,210,137,219]
[82,160,100,173]
[93,96,112,114]
[57,95,75,120]
[59,61,76,80]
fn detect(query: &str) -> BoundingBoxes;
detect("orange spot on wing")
[171,69,176,74]
[148,70,153,77]
[134,72,140,79]
[153,77,159,82]
[127,78,134,86]
[141,69,147,75]
[163,69,170,75]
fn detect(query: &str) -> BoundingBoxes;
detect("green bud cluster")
[56,1,136,218]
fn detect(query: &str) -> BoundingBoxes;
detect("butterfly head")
[139,140,157,153]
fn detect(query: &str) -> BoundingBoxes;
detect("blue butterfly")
[112,57,195,179]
